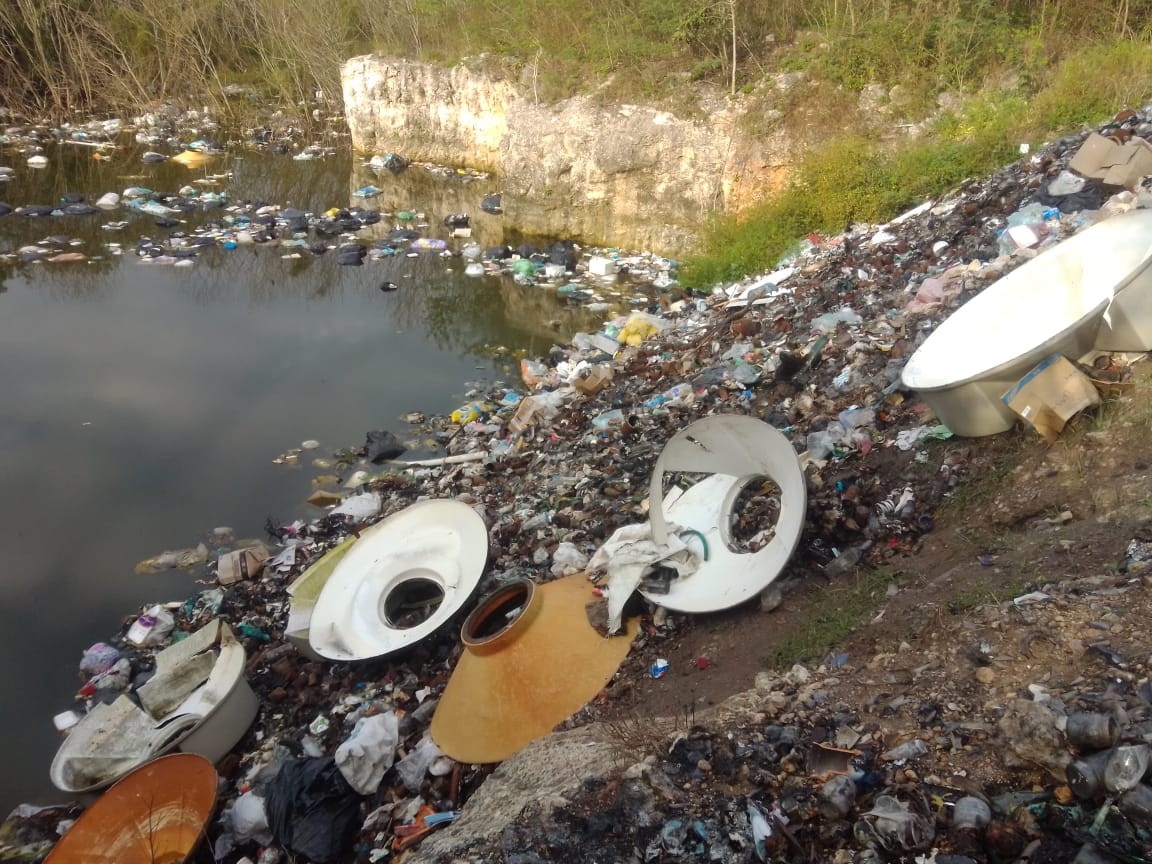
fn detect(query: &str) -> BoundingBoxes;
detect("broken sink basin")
[307,499,488,661]
[901,229,1118,436]
[1080,208,1152,351]
[646,415,807,614]
[50,621,257,796]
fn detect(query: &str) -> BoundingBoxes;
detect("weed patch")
[766,567,904,669]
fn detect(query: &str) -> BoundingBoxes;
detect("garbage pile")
[0,115,679,306]
[488,676,1152,864]
[7,106,1152,864]
[430,518,1152,863]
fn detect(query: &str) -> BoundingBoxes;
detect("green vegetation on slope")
[682,38,1152,287]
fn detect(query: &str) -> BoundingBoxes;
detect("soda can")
[650,658,670,678]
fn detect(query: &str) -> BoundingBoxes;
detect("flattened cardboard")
[1068,133,1125,180]
[1069,132,1152,189]
[1002,354,1101,443]
[1103,137,1152,188]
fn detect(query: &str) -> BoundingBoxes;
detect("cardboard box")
[509,395,549,435]
[572,365,614,396]
[1103,137,1152,188]
[1001,354,1101,443]
[217,543,270,585]
[1068,132,1152,188]
[1068,132,1123,180]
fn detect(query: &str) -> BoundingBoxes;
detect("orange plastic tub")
[44,753,218,864]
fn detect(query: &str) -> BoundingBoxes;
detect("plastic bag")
[811,307,863,333]
[134,543,209,574]
[334,713,400,795]
[230,791,272,845]
[550,542,590,577]
[860,793,934,854]
[126,604,175,647]
[330,492,382,523]
[395,736,444,792]
[364,429,406,463]
[265,758,362,864]
[78,642,121,676]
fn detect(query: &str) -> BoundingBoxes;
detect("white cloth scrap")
[587,522,700,633]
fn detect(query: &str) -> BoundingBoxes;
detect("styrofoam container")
[587,256,618,277]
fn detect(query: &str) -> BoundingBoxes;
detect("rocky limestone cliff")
[341,55,793,255]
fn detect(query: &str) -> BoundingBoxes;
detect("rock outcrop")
[341,55,793,254]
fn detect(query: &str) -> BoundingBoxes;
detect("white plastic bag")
[550,541,589,577]
[395,735,444,792]
[334,712,401,795]
[126,604,175,647]
[230,791,272,845]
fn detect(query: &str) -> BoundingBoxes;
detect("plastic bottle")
[1105,744,1150,793]
[952,796,992,831]
[1067,750,1113,799]
[1119,783,1152,820]
[450,403,487,424]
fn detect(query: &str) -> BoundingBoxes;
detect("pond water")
[0,140,606,812]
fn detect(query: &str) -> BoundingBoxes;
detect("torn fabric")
[587,522,700,633]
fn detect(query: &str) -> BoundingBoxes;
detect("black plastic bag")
[364,429,406,463]
[265,757,362,864]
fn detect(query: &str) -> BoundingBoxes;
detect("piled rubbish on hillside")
[7,106,1152,864]
[482,665,1152,864]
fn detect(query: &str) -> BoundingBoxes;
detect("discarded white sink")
[646,415,807,613]
[286,536,356,660]
[307,499,489,661]
[902,250,1110,437]
[50,620,257,796]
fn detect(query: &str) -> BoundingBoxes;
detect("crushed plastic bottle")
[1104,744,1150,794]
[812,307,864,333]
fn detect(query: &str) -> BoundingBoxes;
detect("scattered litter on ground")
[8,106,1152,864]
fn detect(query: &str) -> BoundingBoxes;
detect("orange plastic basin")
[45,753,218,864]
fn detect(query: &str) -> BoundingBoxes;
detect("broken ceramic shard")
[50,621,257,795]
[430,573,637,764]
[44,753,218,864]
[307,499,489,661]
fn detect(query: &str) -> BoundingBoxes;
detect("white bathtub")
[902,209,1152,436]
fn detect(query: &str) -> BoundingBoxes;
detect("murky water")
[0,141,604,812]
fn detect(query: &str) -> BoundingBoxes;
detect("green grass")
[680,89,1038,287]
[681,35,1152,288]
[766,567,905,668]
